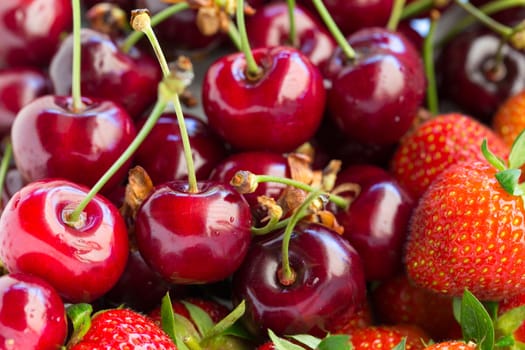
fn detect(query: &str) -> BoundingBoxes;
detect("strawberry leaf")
[495,169,523,196]
[495,335,515,347]
[288,334,322,348]
[268,329,305,350]
[317,335,351,350]
[160,293,201,350]
[482,139,507,171]
[495,305,525,336]
[392,337,407,350]
[460,289,495,350]
[181,300,214,337]
[509,129,525,169]
[66,303,93,346]
[202,300,246,340]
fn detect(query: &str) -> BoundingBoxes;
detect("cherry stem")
[71,0,86,112]
[386,0,406,31]
[424,10,439,115]
[121,2,190,53]
[183,336,203,350]
[131,10,198,193]
[66,96,168,224]
[279,190,323,286]
[452,0,513,38]
[236,0,261,78]
[227,21,242,51]
[400,0,434,19]
[287,0,298,47]
[0,140,12,208]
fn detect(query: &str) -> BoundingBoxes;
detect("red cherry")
[135,180,252,284]
[49,28,162,119]
[0,0,72,68]
[232,222,366,336]
[134,112,228,185]
[11,95,136,193]
[0,179,129,303]
[325,27,426,145]
[202,46,326,153]
[0,272,68,349]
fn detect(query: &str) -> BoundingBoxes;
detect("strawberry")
[390,113,509,199]
[371,273,461,341]
[423,341,477,350]
[325,299,374,334]
[404,130,525,301]
[344,324,430,350]
[493,89,525,148]
[67,305,177,349]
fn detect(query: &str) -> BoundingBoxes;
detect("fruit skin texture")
[391,113,509,200]
[493,89,525,148]
[0,179,129,303]
[423,341,477,350]
[202,46,326,153]
[0,272,67,350]
[68,308,177,350]
[343,325,430,350]
[405,161,525,301]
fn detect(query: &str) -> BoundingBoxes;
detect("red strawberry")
[68,307,177,349]
[405,159,525,301]
[391,113,509,199]
[493,89,525,148]
[344,325,430,350]
[371,273,461,341]
[423,341,477,350]
[326,299,374,334]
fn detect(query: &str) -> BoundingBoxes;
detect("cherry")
[246,2,336,69]
[324,27,426,145]
[49,28,162,119]
[0,0,72,68]
[82,0,135,12]
[202,45,326,152]
[232,222,366,336]
[134,112,228,185]
[0,179,129,303]
[331,164,415,281]
[0,272,68,349]
[0,67,50,136]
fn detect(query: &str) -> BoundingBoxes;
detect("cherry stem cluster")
[237,0,261,78]
[71,0,85,112]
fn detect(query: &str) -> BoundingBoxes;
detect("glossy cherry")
[0,179,129,303]
[0,272,68,349]
[331,164,415,281]
[438,27,525,123]
[0,0,72,68]
[49,28,162,119]
[232,222,366,336]
[0,67,50,136]
[11,95,136,193]
[325,27,426,145]
[246,2,336,69]
[134,180,252,284]
[134,112,228,185]
[202,46,326,153]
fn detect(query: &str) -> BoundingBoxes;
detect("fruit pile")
[0,0,525,349]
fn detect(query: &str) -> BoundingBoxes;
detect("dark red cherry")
[11,95,136,193]
[0,272,68,349]
[331,164,415,281]
[135,180,252,284]
[246,2,336,69]
[0,67,50,136]
[0,179,129,303]
[438,27,525,123]
[49,28,162,119]
[325,27,426,145]
[202,46,326,153]
[208,151,289,209]
[134,112,228,185]
[232,222,366,336]
[0,0,72,68]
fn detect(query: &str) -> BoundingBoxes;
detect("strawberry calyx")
[482,128,525,202]
[65,303,94,347]
[265,329,352,350]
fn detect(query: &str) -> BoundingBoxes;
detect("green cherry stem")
[120,2,190,53]
[400,0,434,19]
[452,0,513,38]
[227,21,242,51]
[310,0,355,60]
[237,0,261,78]
[71,0,85,112]
[287,0,298,47]
[279,190,323,286]
[386,0,406,31]
[0,140,12,208]
[423,10,439,115]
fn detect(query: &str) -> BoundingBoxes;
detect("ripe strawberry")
[493,89,525,148]
[326,299,374,334]
[371,273,461,341]
[68,307,177,349]
[405,159,525,301]
[391,113,509,199]
[344,325,430,350]
[423,341,477,350]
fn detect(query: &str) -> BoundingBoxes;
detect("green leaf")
[181,300,215,337]
[496,335,515,347]
[218,321,253,340]
[483,301,499,320]
[496,305,525,335]
[482,138,507,171]
[392,337,407,350]
[509,129,525,169]
[268,329,305,350]
[203,300,246,340]
[513,340,525,350]
[460,289,495,350]
[317,334,351,350]
[288,334,322,348]
[66,303,93,346]
[496,169,523,196]
[453,296,462,324]
[160,293,200,350]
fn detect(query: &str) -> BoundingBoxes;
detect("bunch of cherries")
[0,0,524,349]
